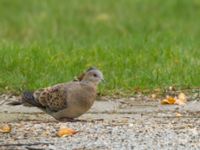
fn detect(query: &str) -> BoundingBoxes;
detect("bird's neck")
[80,80,98,88]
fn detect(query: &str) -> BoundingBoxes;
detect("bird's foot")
[59,118,86,122]
[59,117,75,122]
[59,117,81,122]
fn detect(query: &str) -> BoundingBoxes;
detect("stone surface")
[0,93,200,149]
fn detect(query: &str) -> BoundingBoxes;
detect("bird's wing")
[33,83,69,112]
[33,81,97,115]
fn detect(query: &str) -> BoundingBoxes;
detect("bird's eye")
[93,74,97,77]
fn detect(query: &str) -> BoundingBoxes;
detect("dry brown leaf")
[161,96,176,105]
[175,99,186,105]
[161,93,187,105]
[151,94,157,99]
[175,93,187,105]
[176,113,182,117]
[178,93,187,102]
[0,124,11,133]
[57,128,78,137]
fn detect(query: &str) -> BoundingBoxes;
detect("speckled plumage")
[10,68,104,121]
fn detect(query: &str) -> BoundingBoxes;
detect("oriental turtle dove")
[9,67,104,121]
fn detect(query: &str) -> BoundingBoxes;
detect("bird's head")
[82,67,104,85]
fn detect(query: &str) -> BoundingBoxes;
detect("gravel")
[1,117,200,150]
[0,90,200,150]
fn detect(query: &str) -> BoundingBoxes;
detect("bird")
[9,67,104,121]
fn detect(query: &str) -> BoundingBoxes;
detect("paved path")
[0,94,200,150]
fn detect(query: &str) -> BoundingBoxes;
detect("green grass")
[0,0,200,94]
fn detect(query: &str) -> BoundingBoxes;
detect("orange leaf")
[161,96,176,105]
[0,124,12,133]
[57,128,78,137]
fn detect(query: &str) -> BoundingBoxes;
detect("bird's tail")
[22,91,43,107]
[8,91,42,107]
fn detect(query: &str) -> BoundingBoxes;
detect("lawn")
[0,0,200,94]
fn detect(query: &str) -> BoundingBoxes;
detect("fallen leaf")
[175,93,187,105]
[57,128,78,137]
[178,92,187,103]
[161,93,187,105]
[161,96,176,105]
[151,94,157,99]
[175,99,186,105]
[0,124,12,133]
[176,113,182,117]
